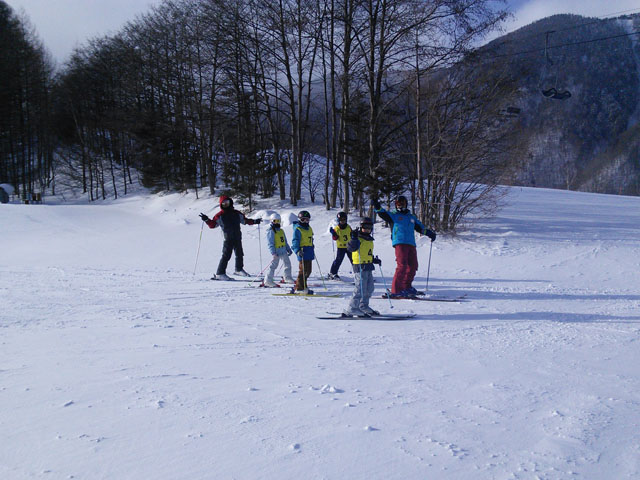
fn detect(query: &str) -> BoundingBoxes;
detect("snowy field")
[1,186,639,479]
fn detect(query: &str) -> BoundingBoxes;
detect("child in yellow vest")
[328,211,353,279]
[291,210,315,294]
[344,217,381,316]
[263,213,294,287]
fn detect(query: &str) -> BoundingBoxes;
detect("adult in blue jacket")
[373,195,436,296]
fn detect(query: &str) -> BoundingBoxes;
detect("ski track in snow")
[1,187,640,479]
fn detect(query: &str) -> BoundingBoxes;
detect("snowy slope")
[1,187,639,479]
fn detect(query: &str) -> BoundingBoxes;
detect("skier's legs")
[359,270,375,310]
[330,248,346,275]
[282,254,293,280]
[346,270,363,314]
[233,239,244,272]
[217,239,233,275]
[295,260,305,290]
[266,255,281,283]
[303,259,313,287]
[392,244,411,293]
[406,246,419,288]
[295,259,313,291]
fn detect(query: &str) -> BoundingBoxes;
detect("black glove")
[372,198,381,210]
[425,228,436,242]
[199,213,209,222]
[253,218,262,224]
[373,256,382,265]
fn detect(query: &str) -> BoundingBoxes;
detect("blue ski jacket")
[267,226,293,256]
[292,222,315,261]
[375,206,427,247]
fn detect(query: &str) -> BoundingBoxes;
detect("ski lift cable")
[488,29,640,61]
[538,7,640,37]
[487,7,640,56]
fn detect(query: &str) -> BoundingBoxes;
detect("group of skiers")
[199,194,436,317]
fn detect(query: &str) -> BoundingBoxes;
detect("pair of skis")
[210,274,258,282]
[211,275,326,290]
[317,311,416,320]
[380,292,467,303]
[209,273,465,304]
[272,292,341,298]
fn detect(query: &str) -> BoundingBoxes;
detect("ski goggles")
[221,199,231,208]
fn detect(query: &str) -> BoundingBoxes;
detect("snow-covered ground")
[1,186,639,479]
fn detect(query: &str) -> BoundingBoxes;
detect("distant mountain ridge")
[485,13,640,195]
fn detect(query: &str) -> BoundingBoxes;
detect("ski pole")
[193,221,205,276]
[331,235,336,277]
[358,245,364,300]
[258,221,263,273]
[274,259,284,282]
[425,241,433,293]
[300,247,306,291]
[248,258,275,287]
[314,254,328,290]
[377,263,394,309]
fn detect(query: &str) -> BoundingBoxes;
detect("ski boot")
[342,309,370,318]
[212,273,234,281]
[360,306,380,316]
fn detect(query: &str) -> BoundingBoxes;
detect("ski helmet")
[337,211,347,223]
[360,217,374,231]
[269,213,281,224]
[298,210,311,221]
[395,195,408,209]
[220,195,233,209]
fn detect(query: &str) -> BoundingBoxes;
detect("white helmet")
[269,213,281,224]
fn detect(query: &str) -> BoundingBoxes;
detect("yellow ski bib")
[352,238,374,265]
[298,226,314,247]
[274,229,286,249]
[335,225,352,249]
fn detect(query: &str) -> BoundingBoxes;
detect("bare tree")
[0,2,54,200]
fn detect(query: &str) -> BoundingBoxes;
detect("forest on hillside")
[2,0,639,231]
[484,13,640,195]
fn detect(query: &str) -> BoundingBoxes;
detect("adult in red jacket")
[199,195,262,280]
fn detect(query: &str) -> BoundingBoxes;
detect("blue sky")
[4,0,640,64]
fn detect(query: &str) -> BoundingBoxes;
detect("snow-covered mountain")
[486,13,640,195]
[1,186,639,478]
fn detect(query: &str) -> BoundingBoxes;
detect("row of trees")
[1,0,522,231]
[0,2,55,200]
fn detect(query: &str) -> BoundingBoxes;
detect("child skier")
[291,210,315,294]
[344,217,381,316]
[263,213,295,287]
[199,195,262,280]
[373,195,436,297]
[328,211,353,279]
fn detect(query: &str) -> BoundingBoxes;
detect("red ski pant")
[392,244,418,294]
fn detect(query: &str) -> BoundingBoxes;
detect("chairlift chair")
[540,31,571,100]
